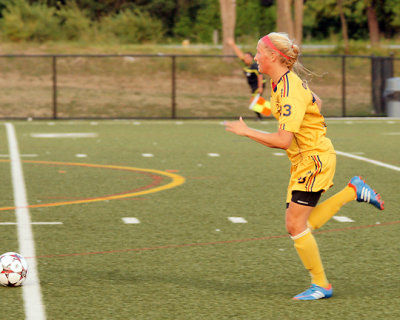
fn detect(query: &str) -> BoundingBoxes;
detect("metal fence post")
[171,55,176,119]
[342,55,346,117]
[52,56,58,119]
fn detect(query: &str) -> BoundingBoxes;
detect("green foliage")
[0,0,399,44]
[100,9,164,44]
[57,1,92,41]
[173,14,194,39]
[172,0,276,44]
[138,0,178,37]
[303,0,399,41]
[0,0,60,42]
[236,0,276,41]
[382,0,400,36]
[259,3,276,35]
[192,0,220,43]
[236,0,262,39]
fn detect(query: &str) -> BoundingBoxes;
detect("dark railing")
[0,53,398,119]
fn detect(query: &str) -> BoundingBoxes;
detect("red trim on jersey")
[307,156,322,192]
[283,76,287,97]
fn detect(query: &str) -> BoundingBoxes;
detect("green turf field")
[0,119,399,319]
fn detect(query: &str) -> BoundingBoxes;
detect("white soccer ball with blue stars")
[0,252,28,287]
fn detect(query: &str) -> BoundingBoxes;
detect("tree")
[337,0,349,53]
[276,0,304,45]
[294,0,303,44]
[366,0,380,46]
[276,0,294,38]
[219,0,236,55]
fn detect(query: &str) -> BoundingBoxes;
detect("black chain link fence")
[0,53,398,119]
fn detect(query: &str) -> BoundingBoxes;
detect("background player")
[228,38,266,120]
[225,32,384,300]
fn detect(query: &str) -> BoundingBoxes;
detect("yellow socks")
[292,228,329,288]
[291,185,357,287]
[308,186,356,230]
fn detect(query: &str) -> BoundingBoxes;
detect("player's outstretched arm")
[225,117,293,150]
[227,38,245,61]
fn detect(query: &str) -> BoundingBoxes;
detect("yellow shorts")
[286,153,336,203]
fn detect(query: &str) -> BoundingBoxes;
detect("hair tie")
[261,35,290,60]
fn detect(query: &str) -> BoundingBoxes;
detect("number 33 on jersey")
[269,71,335,164]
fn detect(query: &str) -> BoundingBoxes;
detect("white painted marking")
[30,133,97,138]
[215,229,221,232]
[0,222,63,225]
[75,154,87,158]
[47,122,55,126]
[336,150,400,172]
[382,132,400,135]
[142,153,154,157]
[207,153,220,157]
[5,123,46,320]
[273,152,285,156]
[0,154,38,157]
[124,56,136,62]
[175,121,183,125]
[333,216,355,223]
[122,217,140,224]
[133,121,141,125]
[228,217,248,223]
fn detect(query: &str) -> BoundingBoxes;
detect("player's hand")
[227,38,234,46]
[225,117,249,136]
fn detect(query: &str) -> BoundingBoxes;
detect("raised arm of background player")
[227,38,264,95]
[227,38,245,60]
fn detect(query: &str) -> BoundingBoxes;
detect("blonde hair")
[262,32,307,75]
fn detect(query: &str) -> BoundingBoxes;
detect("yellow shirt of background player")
[270,71,335,165]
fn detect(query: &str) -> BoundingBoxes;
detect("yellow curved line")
[0,160,185,211]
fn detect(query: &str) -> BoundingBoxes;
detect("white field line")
[30,133,97,138]
[228,217,248,223]
[336,150,400,172]
[122,217,140,224]
[5,123,46,320]
[0,154,38,157]
[0,222,63,225]
[333,216,355,223]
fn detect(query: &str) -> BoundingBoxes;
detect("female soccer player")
[228,38,266,120]
[225,32,384,300]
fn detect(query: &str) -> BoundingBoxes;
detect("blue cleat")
[293,284,333,301]
[348,176,384,210]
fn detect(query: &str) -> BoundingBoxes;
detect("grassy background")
[0,119,399,319]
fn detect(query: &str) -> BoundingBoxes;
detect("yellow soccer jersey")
[270,71,335,164]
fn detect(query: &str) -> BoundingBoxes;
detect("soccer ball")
[0,252,28,287]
